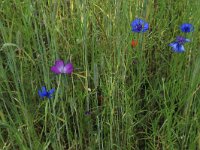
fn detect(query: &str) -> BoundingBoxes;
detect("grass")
[0,0,200,149]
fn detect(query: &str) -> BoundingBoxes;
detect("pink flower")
[51,60,73,74]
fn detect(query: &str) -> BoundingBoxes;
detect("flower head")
[38,86,55,99]
[176,36,190,44]
[85,111,92,116]
[169,36,190,53]
[131,18,149,33]
[180,23,194,33]
[51,60,73,74]
[131,40,138,47]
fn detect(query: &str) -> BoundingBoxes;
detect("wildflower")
[131,40,138,47]
[180,23,194,33]
[169,36,190,53]
[51,60,73,74]
[85,111,92,115]
[38,86,55,99]
[131,18,149,33]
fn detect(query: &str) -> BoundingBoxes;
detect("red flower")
[131,40,138,47]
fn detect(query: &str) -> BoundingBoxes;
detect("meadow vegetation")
[0,0,200,149]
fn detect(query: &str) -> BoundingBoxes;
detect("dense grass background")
[1,0,200,149]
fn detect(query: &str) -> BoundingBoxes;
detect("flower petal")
[138,18,145,25]
[38,90,44,98]
[42,86,46,92]
[185,39,190,42]
[63,63,74,74]
[142,23,149,32]
[169,42,178,48]
[131,40,138,47]
[49,88,55,94]
[177,44,185,52]
[51,66,61,74]
[55,60,65,72]
[131,18,140,26]
[169,42,185,53]
[55,60,64,67]
[51,60,65,74]
[38,87,47,98]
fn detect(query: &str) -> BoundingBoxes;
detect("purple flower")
[131,18,149,33]
[85,111,92,115]
[38,86,55,99]
[51,60,73,74]
[169,36,190,53]
[180,23,194,33]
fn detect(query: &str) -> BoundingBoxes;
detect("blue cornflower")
[38,86,55,99]
[131,18,149,33]
[180,23,194,33]
[169,36,190,53]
